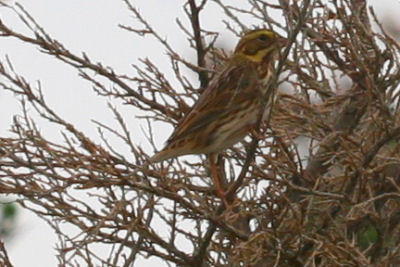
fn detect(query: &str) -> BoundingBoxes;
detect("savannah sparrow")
[151,29,286,162]
[151,29,286,204]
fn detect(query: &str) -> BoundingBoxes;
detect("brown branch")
[0,241,13,267]
[187,0,209,88]
[1,0,400,266]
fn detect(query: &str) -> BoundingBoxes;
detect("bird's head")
[233,29,286,63]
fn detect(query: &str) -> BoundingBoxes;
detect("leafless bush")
[1,0,400,266]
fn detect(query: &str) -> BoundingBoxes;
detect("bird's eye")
[258,34,269,41]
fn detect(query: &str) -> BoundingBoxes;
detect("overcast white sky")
[1,1,400,266]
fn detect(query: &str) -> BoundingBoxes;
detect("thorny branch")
[1,0,400,266]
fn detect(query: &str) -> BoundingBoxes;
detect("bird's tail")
[149,149,173,162]
[150,145,193,162]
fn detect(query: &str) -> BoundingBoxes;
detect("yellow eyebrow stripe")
[241,30,275,42]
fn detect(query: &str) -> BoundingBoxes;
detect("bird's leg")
[209,153,229,207]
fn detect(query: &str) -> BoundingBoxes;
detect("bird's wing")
[167,63,256,144]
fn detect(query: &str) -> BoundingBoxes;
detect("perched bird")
[151,29,286,204]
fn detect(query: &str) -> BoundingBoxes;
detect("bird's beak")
[277,37,288,47]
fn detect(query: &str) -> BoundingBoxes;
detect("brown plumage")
[151,29,286,162]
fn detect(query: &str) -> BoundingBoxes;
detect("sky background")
[1,0,400,266]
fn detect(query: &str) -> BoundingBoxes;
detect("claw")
[250,127,265,140]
